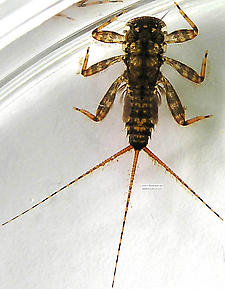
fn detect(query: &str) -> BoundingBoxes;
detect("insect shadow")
[2,2,223,288]
[77,0,123,7]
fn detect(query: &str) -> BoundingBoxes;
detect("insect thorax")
[122,17,167,150]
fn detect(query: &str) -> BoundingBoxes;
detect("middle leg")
[164,50,208,83]
[81,47,123,77]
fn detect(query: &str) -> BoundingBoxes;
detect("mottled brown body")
[72,5,222,287]
[75,5,209,151]
[2,4,222,289]
[122,17,166,149]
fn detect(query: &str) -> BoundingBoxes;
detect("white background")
[0,1,225,289]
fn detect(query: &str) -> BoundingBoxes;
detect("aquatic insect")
[2,2,223,288]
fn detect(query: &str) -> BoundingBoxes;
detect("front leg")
[74,71,127,122]
[92,11,126,43]
[165,2,198,44]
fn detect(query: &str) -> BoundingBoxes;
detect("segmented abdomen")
[124,44,162,150]
[125,86,159,150]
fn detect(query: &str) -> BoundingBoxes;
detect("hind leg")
[159,74,212,126]
[74,72,127,122]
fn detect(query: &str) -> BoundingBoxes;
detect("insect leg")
[112,149,140,288]
[81,47,123,77]
[77,0,122,7]
[74,71,127,121]
[164,50,208,83]
[92,11,126,43]
[143,147,223,221]
[165,2,198,43]
[1,145,132,226]
[160,74,212,126]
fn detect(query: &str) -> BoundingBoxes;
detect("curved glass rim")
[0,0,177,109]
